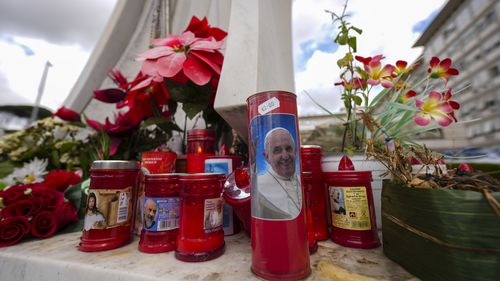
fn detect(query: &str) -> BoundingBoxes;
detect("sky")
[0,0,447,116]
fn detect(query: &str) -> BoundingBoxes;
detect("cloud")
[0,69,30,104]
[0,0,117,50]
[292,0,447,116]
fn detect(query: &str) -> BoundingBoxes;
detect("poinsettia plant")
[85,16,230,159]
[309,4,461,154]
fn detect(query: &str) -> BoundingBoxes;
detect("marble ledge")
[0,232,417,281]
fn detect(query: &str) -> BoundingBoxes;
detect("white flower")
[1,158,48,186]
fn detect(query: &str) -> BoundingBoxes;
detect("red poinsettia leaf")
[183,55,212,86]
[157,52,186,78]
[54,107,80,122]
[191,51,222,74]
[94,88,127,103]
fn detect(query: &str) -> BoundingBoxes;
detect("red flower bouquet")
[0,174,80,247]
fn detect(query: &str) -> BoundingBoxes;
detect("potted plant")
[309,1,461,227]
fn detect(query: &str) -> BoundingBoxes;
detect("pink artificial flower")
[392,60,418,77]
[355,55,395,88]
[427,57,459,84]
[414,91,455,127]
[137,31,224,86]
[400,90,416,103]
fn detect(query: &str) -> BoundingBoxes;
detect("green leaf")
[51,150,61,168]
[0,161,15,179]
[353,95,362,106]
[351,26,362,34]
[347,36,357,52]
[336,33,347,45]
[183,102,207,119]
[303,90,345,122]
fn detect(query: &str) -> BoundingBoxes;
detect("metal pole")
[30,60,52,124]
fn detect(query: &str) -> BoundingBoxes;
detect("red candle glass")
[302,171,318,254]
[247,91,310,280]
[79,160,140,252]
[175,173,226,262]
[205,155,243,236]
[323,155,380,249]
[187,129,216,154]
[141,151,177,174]
[186,152,208,173]
[138,174,180,253]
[300,145,329,241]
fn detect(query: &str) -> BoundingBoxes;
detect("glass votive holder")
[175,173,226,262]
[79,160,140,252]
[138,174,180,253]
[186,129,216,154]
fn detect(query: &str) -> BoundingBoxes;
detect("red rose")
[0,184,32,205]
[44,170,82,192]
[31,202,78,238]
[31,185,64,211]
[0,198,41,219]
[0,216,31,247]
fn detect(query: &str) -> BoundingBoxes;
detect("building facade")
[413,0,500,150]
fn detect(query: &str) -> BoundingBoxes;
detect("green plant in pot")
[312,0,463,228]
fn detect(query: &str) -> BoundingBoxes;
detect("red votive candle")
[175,173,226,262]
[323,155,380,249]
[141,151,177,174]
[205,155,243,236]
[79,160,140,252]
[302,171,318,254]
[138,174,180,253]
[247,91,310,280]
[187,129,216,154]
[187,152,208,173]
[300,145,329,241]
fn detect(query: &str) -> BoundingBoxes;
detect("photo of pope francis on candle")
[250,114,302,220]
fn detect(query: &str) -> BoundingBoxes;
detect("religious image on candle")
[203,198,224,232]
[84,187,133,231]
[249,114,302,221]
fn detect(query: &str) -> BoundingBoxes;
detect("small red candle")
[79,161,140,252]
[175,173,226,262]
[187,129,216,154]
[138,174,180,253]
[323,155,380,249]
[187,150,207,173]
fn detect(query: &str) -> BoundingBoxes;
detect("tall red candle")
[300,145,329,241]
[323,155,380,249]
[138,174,180,253]
[247,91,310,280]
[175,173,226,262]
[79,160,140,252]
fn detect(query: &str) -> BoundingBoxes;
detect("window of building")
[488,65,500,78]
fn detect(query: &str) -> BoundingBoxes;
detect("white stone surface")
[0,232,415,281]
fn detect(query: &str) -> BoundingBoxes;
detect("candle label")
[203,197,224,233]
[249,113,303,220]
[84,187,133,231]
[142,197,180,231]
[258,97,280,115]
[328,186,371,230]
[205,158,232,176]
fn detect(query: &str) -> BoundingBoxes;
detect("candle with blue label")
[205,155,242,235]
